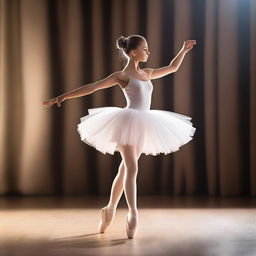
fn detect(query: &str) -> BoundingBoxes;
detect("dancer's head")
[116,35,150,63]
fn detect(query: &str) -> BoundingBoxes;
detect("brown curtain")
[0,0,255,196]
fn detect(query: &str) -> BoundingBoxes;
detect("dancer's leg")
[118,144,139,217]
[99,160,125,230]
[106,160,125,210]
[107,147,142,211]
[99,146,141,232]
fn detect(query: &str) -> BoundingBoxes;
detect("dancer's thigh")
[117,144,138,172]
[117,144,142,161]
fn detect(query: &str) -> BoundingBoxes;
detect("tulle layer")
[77,106,196,156]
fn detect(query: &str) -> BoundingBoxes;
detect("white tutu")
[77,106,196,156]
[77,76,196,156]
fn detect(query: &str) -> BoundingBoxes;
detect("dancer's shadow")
[0,232,128,256]
[53,232,127,248]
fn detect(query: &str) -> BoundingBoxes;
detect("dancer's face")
[131,40,150,62]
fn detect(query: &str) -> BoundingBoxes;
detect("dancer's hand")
[42,95,66,108]
[182,40,197,53]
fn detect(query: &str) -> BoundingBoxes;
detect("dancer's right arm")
[42,72,120,108]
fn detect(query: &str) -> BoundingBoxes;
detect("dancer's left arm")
[144,40,197,80]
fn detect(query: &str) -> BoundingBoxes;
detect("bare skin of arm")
[144,40,197,79]
[42,71,121,108]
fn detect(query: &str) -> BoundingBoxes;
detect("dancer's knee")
[118,160,125,174]
[125,162,138,177]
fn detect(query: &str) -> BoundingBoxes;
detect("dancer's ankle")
[106,204,117,210]
[128,209,138,217]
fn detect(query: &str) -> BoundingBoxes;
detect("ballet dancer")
[42,34,197,239]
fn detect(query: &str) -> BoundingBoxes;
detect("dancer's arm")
[144,40,197,80]
[42,72,120,108]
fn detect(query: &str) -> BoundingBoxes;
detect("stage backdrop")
[0,0,255,196]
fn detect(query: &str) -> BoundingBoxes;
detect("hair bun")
[117,36,127,49]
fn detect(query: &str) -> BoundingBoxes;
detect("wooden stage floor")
[0,195,256,256]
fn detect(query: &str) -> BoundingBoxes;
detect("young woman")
[42,34,197,239]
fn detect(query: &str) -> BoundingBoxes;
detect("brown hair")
[116,34,146,63]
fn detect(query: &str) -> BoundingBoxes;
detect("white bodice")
[122,76,153,111]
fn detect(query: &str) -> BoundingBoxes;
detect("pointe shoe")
[126,213,138,239]
[98,206,116,233]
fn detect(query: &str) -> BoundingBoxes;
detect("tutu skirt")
[77,106,196,156]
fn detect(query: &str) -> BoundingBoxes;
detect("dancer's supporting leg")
[107,146,141,212]
[99,145,141,232]
[118,144,140,230]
